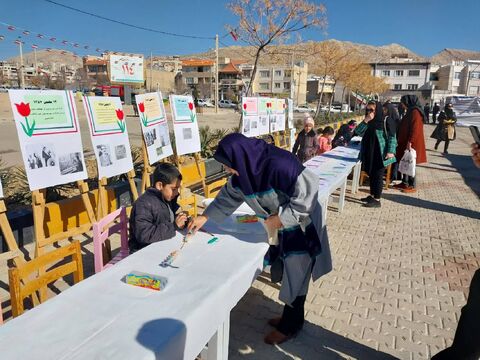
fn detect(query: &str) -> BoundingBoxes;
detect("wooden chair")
[8,240,84,318]
[204,178,227,198]
[359,164,393,190]
[178,193,197,218]
[92,207,129,274]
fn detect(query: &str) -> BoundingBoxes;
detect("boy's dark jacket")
[129,187,180,252]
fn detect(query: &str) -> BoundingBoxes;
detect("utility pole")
[34,47,38,76]
[17,37,25,89]
[150,52,153,92]
[215,34,219,113]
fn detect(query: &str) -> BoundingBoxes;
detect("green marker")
[207,237,219,244]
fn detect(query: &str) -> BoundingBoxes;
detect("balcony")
[220,79,243,86]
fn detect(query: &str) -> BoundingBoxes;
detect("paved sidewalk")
[228,126,480,360]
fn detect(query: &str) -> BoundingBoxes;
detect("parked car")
[197,99,214,107]
[218,99,237,109]
[294,104,315,113]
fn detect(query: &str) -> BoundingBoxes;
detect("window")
[454,72,461,79]
[275,70,282,77]
[259,82,270,90]
[284,70,292,77]
[470,72,480,79]
[393,84,402,90]
[395,70,404,77]
[284,82,291,89]
[407,84,418,90]
[408,70,420,77]
[430,73,439,81]
[469,86,480,95]
[260,70,270,78]
[185,77,194,84]
[382,70,390,76]
[275,82,281,89]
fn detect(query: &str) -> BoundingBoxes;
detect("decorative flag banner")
[287,98,294,129]
[241,97,259,138]
[22,30,30,35]
[0,36,4,41]
[83,96,134,179]
[8,90,88,191]
[37,34,44,39]
[169,95,201,156]
[257,97,271,136]
[276,98,286,132]
[135,92,173,165]
[7,26,15,31]
[31,44,38,49]
[109,55,144,83]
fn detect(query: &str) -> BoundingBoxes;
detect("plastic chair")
[8,240,84,318]
[92,207,129,274]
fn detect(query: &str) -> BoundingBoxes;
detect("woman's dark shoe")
[360,195,374,203]
[362,199,381,208]
[402,186,417,193]
[264,329,296,345]
[434,143,439,150]
[393,183,408,190]
[267,317,282,328]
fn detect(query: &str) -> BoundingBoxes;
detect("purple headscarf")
[214,133,304,196]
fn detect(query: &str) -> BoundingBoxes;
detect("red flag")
[14,39,23,45]
[22,30,30,35]
[0,35,4,41]
[31,44,39,49]
[7,26,15,31]
[230,30,238,41]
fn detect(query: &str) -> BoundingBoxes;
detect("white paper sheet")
[135,92,173,165]
[83,96,134,179]
[241,97,259,137]
[0,178,3,199]
[9,89,88,191]
[288,98,294,129]
[257,97,270,135]
[169,95,201,156]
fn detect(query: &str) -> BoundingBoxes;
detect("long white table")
[304,145,361,216]
[0,215,269,360]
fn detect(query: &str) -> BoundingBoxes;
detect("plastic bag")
[398,149,417,177]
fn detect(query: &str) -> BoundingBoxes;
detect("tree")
[228,0,327,97]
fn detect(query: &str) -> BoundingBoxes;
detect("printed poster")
[83,96,134,178]
[241,97,259,137]
[9,89,87,191]
[169,95,201,156]
[287,98,294,129]
[276,98,286,132]
[109,55,144,83]
[257,97,270,136]
[135,92,173,165]
[269,98,280,133]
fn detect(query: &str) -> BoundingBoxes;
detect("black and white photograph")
[59,152,84,175]
[251,120,258,129]
[183,127,193,140]
[97,144,113,167]
[144,128,157,147]
[156,147,163,156]
[115,144,127,160]
[25,143,56,170]
[243,118,250,134]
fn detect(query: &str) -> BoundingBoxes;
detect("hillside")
[431,48,480,65]
[6,49,82,69]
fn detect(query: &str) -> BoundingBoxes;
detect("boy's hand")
[472,143,480,168]
[264,215,283,232]
[187,215,209,234]
[175,213,188,229]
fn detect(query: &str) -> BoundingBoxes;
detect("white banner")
[9,89,88,191]
[169,95,201,156]
[109,55,144,83]
[135,92,173,165]
[257,97,270,136]
[83,96,134,179]
[241,97,259,137]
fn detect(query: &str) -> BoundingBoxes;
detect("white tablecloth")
[0,217,269,360]
[303,145,360,201]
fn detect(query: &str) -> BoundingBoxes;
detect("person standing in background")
[423,103,431,124]
[432,102,440,124]
[431,103,457,155]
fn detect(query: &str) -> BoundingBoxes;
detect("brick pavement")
[0,126,478,359]
[228,126,480,360]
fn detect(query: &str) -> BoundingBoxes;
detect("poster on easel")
[135,92,173,165]
[257,97,270,136]
[269,98,280,133]
[276,98,286,132]
[287,98,294,129]
[241,97,259,138]
[169,95,201,156]
[83,96,134,178]
[9,90,88,191]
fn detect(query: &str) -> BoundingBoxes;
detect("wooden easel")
[140,139,154,193]
[96,169,139,220]
[32,180,96,301]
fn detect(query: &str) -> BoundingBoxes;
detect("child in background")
[129,163,188,253]
[317,126,335,154]
[292,116,318,163]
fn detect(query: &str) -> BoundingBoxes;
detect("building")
[370,56,432,103]
[145,69,176,95]
[83,55,109,85]
[148,56,182,73]
[240,61,308,104]
[218,58,244,101]
[0,62,18,85]
[179,59,214,95]
[459,60,480,96]
[306,75,336,104]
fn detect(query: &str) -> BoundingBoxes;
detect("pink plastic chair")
[93,207,129,273]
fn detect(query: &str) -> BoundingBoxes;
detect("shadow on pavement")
[444,153,480,196]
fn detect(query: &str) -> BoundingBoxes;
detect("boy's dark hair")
[322,126,334,135]
[316,127,324,135]
[153,163,182,185]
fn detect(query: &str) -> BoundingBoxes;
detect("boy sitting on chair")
[129,163,188,253]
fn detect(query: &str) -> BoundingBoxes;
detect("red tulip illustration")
[242,103,248,116]
[115,109,126,132]
[15,102,35,136]
[188,102,196,123]
[138,102,148,127]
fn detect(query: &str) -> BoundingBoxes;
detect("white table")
[0,216,269,360]
[304,145,361,217]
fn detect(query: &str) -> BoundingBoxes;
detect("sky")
[0,0,478,61]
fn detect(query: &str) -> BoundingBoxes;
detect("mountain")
[430,48,480,65]
[5,49,82,69]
